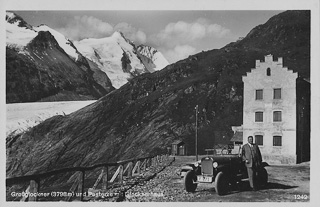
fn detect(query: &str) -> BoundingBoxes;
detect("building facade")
[171,140,186,156]
[241,54,310,164]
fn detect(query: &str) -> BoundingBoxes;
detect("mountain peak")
[111,31,134,46]
[27,31,60,49]
[6,11,33,30]
[112,31,126,40]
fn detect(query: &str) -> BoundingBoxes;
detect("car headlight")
[213,162,218,168]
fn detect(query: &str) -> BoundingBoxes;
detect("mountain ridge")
[6,12,169,102]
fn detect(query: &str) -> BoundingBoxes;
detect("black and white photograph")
[2,0,319,204]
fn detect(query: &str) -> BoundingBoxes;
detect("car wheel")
[184,170,197,192]
[215,171,229,195]
[257,167,268,187]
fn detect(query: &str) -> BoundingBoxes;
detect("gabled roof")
[172,140,184,145]
[230,131,243,142]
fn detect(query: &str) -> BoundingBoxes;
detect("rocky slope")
[6,10,310,181]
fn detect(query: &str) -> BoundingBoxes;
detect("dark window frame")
[267,68,271,76]
[273,111,282,122]
[274,88,281,99]
[255,111,263,122]
[255,135,264,146]
[273,136,282,146]
[256,89,263,100]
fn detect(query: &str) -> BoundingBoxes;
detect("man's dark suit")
[242,143,262,190]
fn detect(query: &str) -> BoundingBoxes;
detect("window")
[273,111,282,122]
[255,135,263,145]
[256,89,263,100]
[255,112,263,122]
[274,88,281,99]
[267,68,271,76]
[273,136,282,146]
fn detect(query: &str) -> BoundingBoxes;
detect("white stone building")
[238,54,310,164]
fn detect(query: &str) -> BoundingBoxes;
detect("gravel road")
[123,156,310,202]
[84,155,309,202]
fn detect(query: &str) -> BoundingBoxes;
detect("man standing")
[242,136,262,191]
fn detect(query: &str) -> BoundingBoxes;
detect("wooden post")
[20,185,30,202]
[28,180,39,201]
[78,171,85,201]
[132,161,140,176]
[127,162,133,177]
[145,158,148,169]
[119,165,123,185]
[92,168,104,189]
[142,159,147,171]
[123,162,133,178]
[110,166,121,183]
[137,161,141,174]
[148,158,151,167]
[102,166,108,190]
[65,172,80,201]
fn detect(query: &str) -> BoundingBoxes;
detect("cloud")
[150,18,231,47]
[114,22,146,44]
[161,45,196,63]
[149,18,231,63]
[57,16,114,40]
[57,16,146,44]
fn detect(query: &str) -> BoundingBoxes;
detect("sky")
[10,10,283,63]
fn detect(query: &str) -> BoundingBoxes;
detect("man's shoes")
[249,187,258,191]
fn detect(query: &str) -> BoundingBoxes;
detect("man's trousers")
[247,167,258,189]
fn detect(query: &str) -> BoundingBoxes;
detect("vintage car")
[182,149,268,195]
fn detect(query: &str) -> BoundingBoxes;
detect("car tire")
[215,171,229,195]
[257,167,268,187]
[184,170,197,192]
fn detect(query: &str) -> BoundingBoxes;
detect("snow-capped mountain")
[6,12,80,61]
[6,11,169,102]
[74,32,169,89]
[137,45,169,73]
[6,12,37,50]
[74,32,148,89]
[6,12,113,103]
[34,25,80,61]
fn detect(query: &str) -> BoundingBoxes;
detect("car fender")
[215,165,231,176]
[261,162,269,168]
[180,165,194,177]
